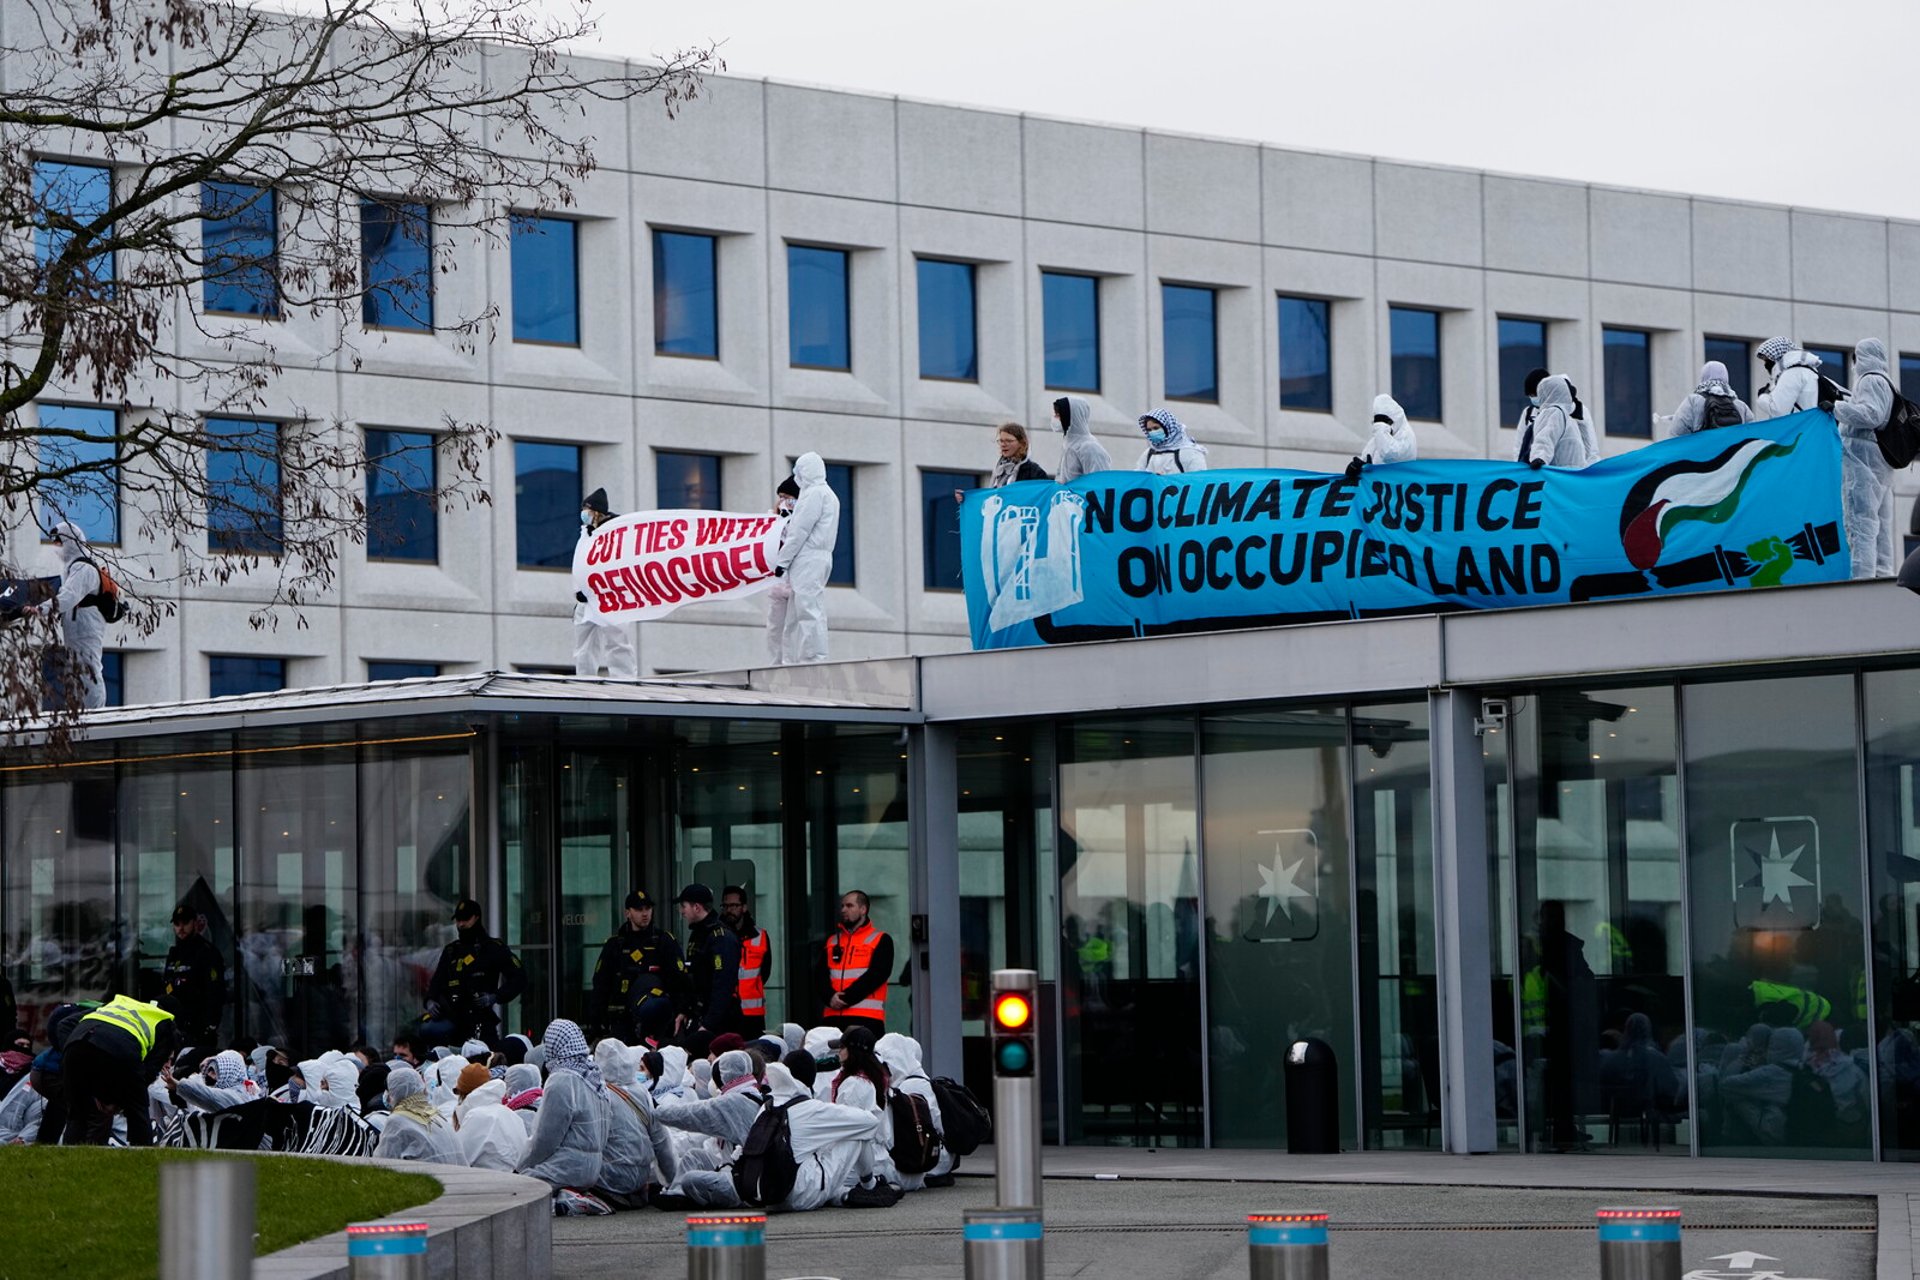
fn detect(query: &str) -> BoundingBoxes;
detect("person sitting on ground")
[876,1032,953,1190]
[168,1048,251,1114]
[516,1020,611,1201]
[454,1062,528,1173]
[759,1061,882,1212]
[825,1025,895,1193]
[503,1062,543,1138]
[652,1048,769,1209]
[590,1039,658,1210]
[357,1063,392,1129]
[373,1065,464,1165]
[0,1069,45,1144]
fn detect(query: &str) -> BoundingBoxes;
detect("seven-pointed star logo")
[1257,853,1314,926]
[1745,828,1814,906]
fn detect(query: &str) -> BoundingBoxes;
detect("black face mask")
[265,1061,294,1091]
[1373,414,1394,425]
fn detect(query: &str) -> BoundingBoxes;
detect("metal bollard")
[1596,1207,1681,1280]
[346,1222,429,1280]
[963,1206,1043,1280]
[159,1158,254,1280]
[687,1212,767,1280]
[1247,1212,1330,1280]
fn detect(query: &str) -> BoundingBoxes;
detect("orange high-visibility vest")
[825,923,887,1021]
[738,928,770,1018]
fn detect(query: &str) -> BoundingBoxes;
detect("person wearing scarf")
[517,1019,612,1194]
[373,1065,463,1164]
[1658,360,1754,437]
[989,423,1050,487]
[1135,408,1209,474]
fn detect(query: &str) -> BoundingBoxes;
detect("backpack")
[888,1087,941,1176]
[732,1097,803,1208]
[1700,393,1743,429]
[928,1076,991,1156]
[72,557,127,623]
[1814,371,1851,410]
[1869,372,1920,469]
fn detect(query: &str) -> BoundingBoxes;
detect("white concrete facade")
[19,55,1920,700]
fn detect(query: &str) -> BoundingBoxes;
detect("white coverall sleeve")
[1659,395,1702,439]
[775,490,828,573]
[1528,408,1570,467]
[1835,373,1893,439]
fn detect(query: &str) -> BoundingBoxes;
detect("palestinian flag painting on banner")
[1618,435,1800,571]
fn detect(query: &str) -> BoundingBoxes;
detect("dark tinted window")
[1163,284,1218,402]
[788,245,850,370]
[825,463,855,586]
[1497,317,1547,427]
[514,441,581,569]
[101,651,123,708]
[365,428,437,562]
[367,661,440,681]
[38,403,119,545]
[1704,337,1752,404]
[1042,272,1100,392]
[209,656,286,698]
[206,417,281,554]
[1805,344,1849,387]
[1278,296,1332,413]
[1389,307,1441,420]
[1603,328,1652,439]
[1903,354,1920,400]
[201,181,278,317]
[361,200,433,331]
[34,160,113,286]
[653,230,718,358]
[511,216,578,344]
[922,470,979,591]
[918,259,978,381]
[657,451,721,511]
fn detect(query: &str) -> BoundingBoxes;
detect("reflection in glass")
[35,160,114,285]
[503,743,553,1035]
[789,245,850,370]
[1485,707,1521,1148]
[1805,345,1850,389]
[653,230,719,358]
[1498,318,1548,428]
[126,761,233,1037]
[921,470,977,591]
[206,417,282,554]
[1059,720,1201,1146]
[1604,328,1652,440]
[676,723,788,1026]
[918,259,978,381]
[359,747,471,1044]
[1043,272,1100,392]
[360,199,433,331]
[38,404,120,545]
[1278,296,1332,413]
[1865,671,1920,1160]
[209,656,285,697]
[657,451,722,511]
[824,463,855,587]
[1684,675,1870,1159]
[1390,307,1441,421]
[813,728,912,1031]
[365,428,437,562]
[512,216,579,345]
[1162,284,1218,402]
[4,771,119,1025]
[558,752,628,1024]
[201,181,279,317]
[1705,337,1753,405]
[513,440,581,569]
[1201,709,1353,1149]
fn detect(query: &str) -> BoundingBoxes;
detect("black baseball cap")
[828,1025,876,1053]
[451,899,483,921]
[672,883,713,907]
[624,890,654,911]
[170,904,196,925]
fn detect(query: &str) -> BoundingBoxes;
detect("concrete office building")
[15,54,1920,700]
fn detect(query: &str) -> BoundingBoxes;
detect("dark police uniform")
[159,915,226,1046]
[673,885,741,1041]
[592,891,685,1044]
[424,899,527,1048]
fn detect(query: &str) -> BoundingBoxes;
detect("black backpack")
[889,1087,941,1175]
[732,1097,804,1208]
[1701,393,1743,429]
[928,1076,991,1156]
[1870,372,1920,469]
[71,556,128,623]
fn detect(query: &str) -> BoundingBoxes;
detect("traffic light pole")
[992,968,1042,1210]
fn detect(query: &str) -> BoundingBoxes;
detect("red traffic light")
[993,992,1032,1030]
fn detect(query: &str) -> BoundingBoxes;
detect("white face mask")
[777,501,794,516]
[579,510,593,527]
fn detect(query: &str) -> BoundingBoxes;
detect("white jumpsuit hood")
[1360,395,1418,466]
[1055,396,1113,482]
[47,520,105,710]
[1755,341,1823,420]
[1834,337,1897,579]
[772,453,839,665]
[455,1078,531,1172]
[875,1032,953,1187]
[592,1039,658,1196]
[1660,361,1755,438]
[1526,376,1592,469]
[762,1062,881,1212]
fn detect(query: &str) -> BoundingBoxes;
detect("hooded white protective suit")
[876,1033,953,1188]
[651,1046,697,1104]
[46,521,104,710]
[1754,339,1823,420]
[1658,361,1754,438]
[762,1061,880,1212]
[456,1077,530,1172]
[504,1062,544,1139]
[773,454,839,665]
[1834,337,1897,579]
[1359,395,1418,467]
[518,1022,612,1192]
[573,499,638,680]
[0,1075,45,1143]
[1526,377,1593,469]
[374,1066,465,1165]
[657,1050,766,1207]
[1054,396,1113,482]
[593,1039,658,1197]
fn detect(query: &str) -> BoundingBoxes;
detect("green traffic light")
[995,1038,1032,1074]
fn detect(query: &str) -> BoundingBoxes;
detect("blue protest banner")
[960,410,1848,650]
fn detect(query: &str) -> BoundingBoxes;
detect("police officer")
[823,889,893,1034]
[159,903,225,1047]
[721,884,772,1039]
[672,884,740,1046]
[61,994,175,1146]
[591,889,685,1045]
[422,899,527,1049]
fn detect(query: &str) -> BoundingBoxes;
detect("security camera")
[1474,697,1510,737]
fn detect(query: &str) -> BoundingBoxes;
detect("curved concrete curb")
[250,1159,552,1280]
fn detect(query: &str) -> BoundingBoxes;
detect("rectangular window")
[205,417,282,554]
[1497,317,1548,428]
[201,181,279,317]
[1805,344,1850,387]
[208,655,286,698]
[360,199,433,331]
[367,660,440,682]
[1042,271,1100,392]
[788,244,850,370]
[1163,283,1218,402]
[1705,336,1753,404]
[364,428,438,562]
[921,470,979,591]
[1902,353,1920,400]
[1389,306,1442,421]
[34,159,113,286]
[657,451,722,511]
[652,229,718,358]
[918,259,978,381]
[514,441,581,569]
[511,215,579,345]
[37,403,119,545]
[825,462,855,586]
[1278,295,1332,413]
[1603,327,1653,439]
[100,651,124,708]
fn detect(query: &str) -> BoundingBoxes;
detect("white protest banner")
[573,509,782,623]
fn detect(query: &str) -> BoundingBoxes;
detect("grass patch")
[0,1148,440,1280]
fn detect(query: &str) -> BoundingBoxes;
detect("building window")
[1042,271,1100,393]
[921,470,979,591]
[1278,296,1332,413]
[34,159,114,286]
[1390,306,1442,421]
[201,181,279,317]
[364,428,437,562]
[1705,336,1752,404]
[510,215,578,345]
[788,245,850,370]
[360,199,433,331]
[101,650,124,708]
[1603,327,1652,439]
[825,463,856,586]
[367,660,440,681]
[1163,284,1218,402]
[209,655,286,698]
[1902,354,1920,401]
[206,417,282,554]
[514,441,581,569]
[37,404,119,545]
[653,229,718,358]
[1805,344,1850,388]
[1497,317,1547,428]
[657,451,722,511]
[918,259,978,381]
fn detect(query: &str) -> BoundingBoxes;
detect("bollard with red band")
[1596,1207,1681,1280]
[1247,1212,1330,1280]
[686,1212,767,1280]
[346,1222,429,1280]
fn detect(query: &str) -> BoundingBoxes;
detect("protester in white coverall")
[653,1048,767,1207]
[1753,337,1823,420]
[1658,361,1754,438]
[517,1020,611,1194]
[1345,394,1418,481]
[1834,337,1897,579]
[1514,367,1549,461]
[876,1033,953,1190]
[572,488,637,679]
[772,454,839,665]
[764,476,799,665]
[455,1073,529,1172]
[1054,396,1113,482]
[1526,376,1595,470]
[1136,408,1209,474]
[40,521,104,709]
[760,1061,880,1212]
[373,1065,464,1165]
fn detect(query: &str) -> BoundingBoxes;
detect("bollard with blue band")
[686,1212,767,1280]
[1596,1207,1681,1280]
[346,1222,429,1280]
[963,1206,1043,1280]
[1247,1212,1329,1280]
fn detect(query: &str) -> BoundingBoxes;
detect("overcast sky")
[575,0,1918,222]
